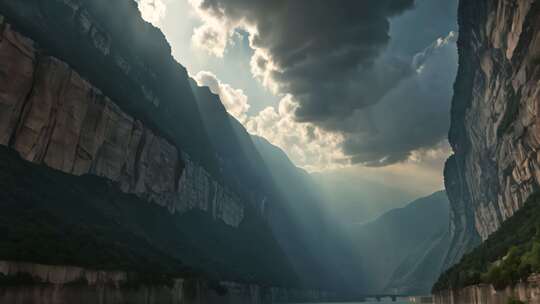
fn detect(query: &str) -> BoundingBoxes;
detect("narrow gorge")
[1,0,538,302]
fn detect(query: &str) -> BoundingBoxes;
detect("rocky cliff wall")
[0,0,348,290]
[0,0,275,218]
[434,274,540,304]
[0,21,244,227]
[0,261,331,304]
[444,0,540,266]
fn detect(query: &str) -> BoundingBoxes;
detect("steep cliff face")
[444,0,540,265]
[0,0,347,292]
[0,143,298,288]
[0,22,243,226]
[0,0,278,218]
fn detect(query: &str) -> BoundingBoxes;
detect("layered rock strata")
[444,0,540,266]
[0,261,332,304]
[0,22,243,227]
[0,0,275,219]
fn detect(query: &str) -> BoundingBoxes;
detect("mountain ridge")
[346,191,451,294]
[0,0,360,294]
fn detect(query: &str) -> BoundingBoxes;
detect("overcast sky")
[137,0,458,211]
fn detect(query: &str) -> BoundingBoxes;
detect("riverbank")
[0,261,334,304]
[434,274,540,304]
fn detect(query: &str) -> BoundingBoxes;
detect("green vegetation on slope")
[433,192,540,292]
[0,147,297,287]
[507,298,526,304]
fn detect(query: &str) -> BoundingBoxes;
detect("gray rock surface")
[444,0,540,266]
[434,274,540,304]
[0,23,244,227]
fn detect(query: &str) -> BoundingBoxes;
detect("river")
[290,302,412,304]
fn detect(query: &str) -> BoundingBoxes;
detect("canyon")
[1,0,538,300]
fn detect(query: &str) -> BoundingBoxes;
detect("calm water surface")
[290,302,412,304]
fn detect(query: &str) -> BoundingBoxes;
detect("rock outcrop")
[0,0,275,220]
[0,21,243,227]
[434,274,540,304]
[444,0,540,266]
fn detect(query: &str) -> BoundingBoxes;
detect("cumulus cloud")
[136,0,167,25]
[194,71,250,122]
[191,22,232,57]
[246,96,347,171]
[193,71,346,171]
[188,0,458,167]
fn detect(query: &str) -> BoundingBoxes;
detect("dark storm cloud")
[342,33,458,166]
[194,0,416,119]
[193,0,459,166]
[337,0,459,165]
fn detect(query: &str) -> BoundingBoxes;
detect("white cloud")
[194,71,250,122]
[245,95,347,172]
[137,0,167,25]
[191,23,231,57]
[188,4,282,94]
[193,70,347,171]
[185,2,352,170]
[250,49,281,95]
[188,0,248,58]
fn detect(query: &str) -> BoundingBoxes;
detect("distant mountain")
[311,170,426,224]
[348,191,451,294]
